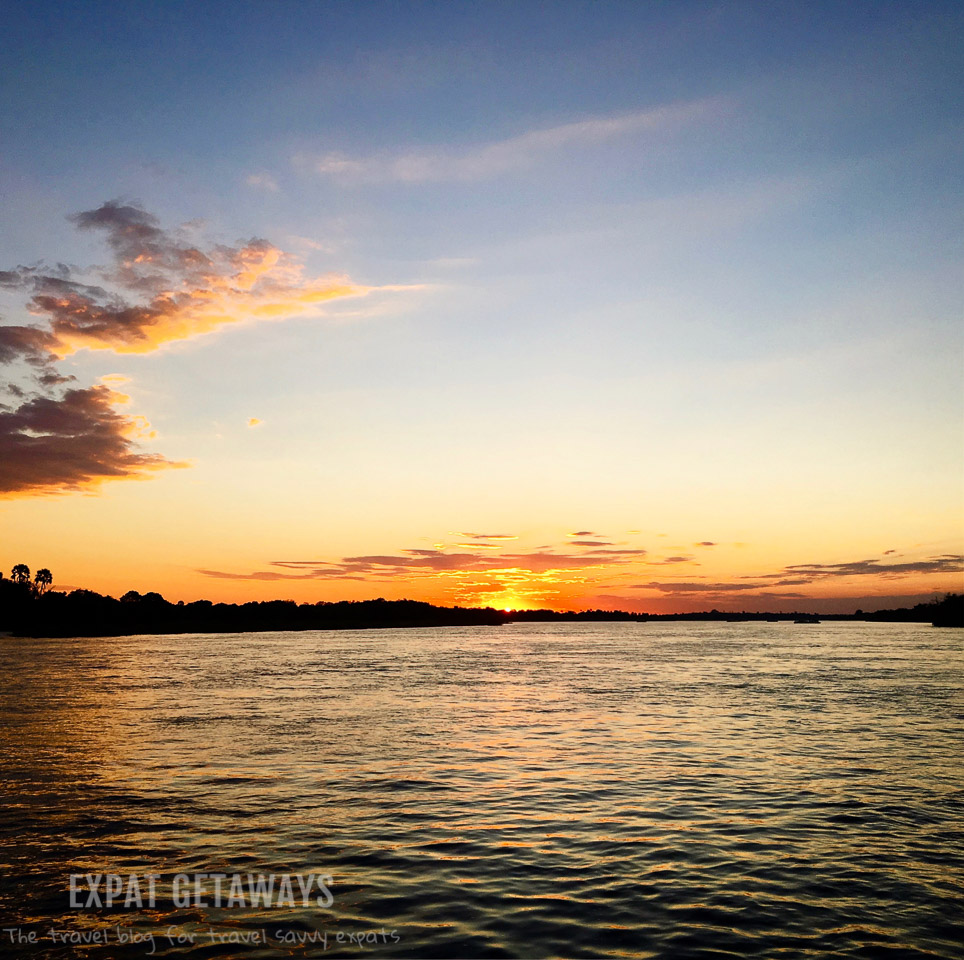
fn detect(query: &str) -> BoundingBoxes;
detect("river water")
[1,621,962,958]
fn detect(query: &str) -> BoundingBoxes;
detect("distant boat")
[794,615,821,624]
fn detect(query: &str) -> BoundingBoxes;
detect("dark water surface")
[1,622,962,958]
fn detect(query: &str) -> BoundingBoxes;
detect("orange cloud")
[0,202,368,358]
[0,384,184,496]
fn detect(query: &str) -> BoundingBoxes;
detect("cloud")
[637,581,770,593]
[195,567,369,583]
[300,99,722,183]
[245,173,279,192]
[569,539,612,546]
[695,541,717,547]
[567,530,597,537]
[344,548,637,574]
[0,201,370,358]
[557,549,648,562]
[761,555,964,581]
[247,418,262,428]
[497,550,643,570]
[0,383,183,495]
[457,532,518,540]
[0,323,57,368]
[650,556,694,565]
[629,553,964,601]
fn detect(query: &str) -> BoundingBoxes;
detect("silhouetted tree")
[11,563,30,585]
[34,568,53,594]
[933,593,964,628]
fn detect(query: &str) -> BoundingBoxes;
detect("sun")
[495,593,530,612]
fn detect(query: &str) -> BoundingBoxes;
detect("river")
[1,621,962,958]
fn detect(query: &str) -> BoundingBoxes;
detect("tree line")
[0,563,960,635]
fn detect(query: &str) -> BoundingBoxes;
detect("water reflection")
[1,622,962,957]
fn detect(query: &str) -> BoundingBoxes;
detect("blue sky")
[1,1,961,611]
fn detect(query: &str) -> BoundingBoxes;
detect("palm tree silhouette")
[11,563,30,585]
[34,568,53,594]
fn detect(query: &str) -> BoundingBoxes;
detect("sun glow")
[492,593,533,612]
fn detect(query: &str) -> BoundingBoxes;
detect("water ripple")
[1,622,962,957]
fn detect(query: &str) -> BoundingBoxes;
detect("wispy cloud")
[637,581,782,594]
[298,99,723,184]
[631,552,964,601]
[762,555,964,580]
[245,173,279,192]
[457,532,518,541]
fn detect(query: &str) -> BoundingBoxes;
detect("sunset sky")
[1,1,961,613]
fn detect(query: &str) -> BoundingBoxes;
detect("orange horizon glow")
[6,530,959,617]
[2,195,960,621]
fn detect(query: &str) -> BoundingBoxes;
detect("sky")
[1,0,961,614]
